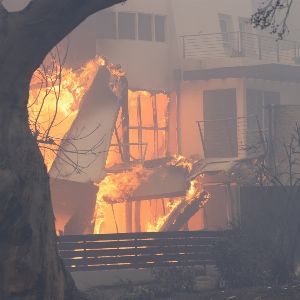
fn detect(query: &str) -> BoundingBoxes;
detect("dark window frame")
[138,13,153,41]
[154,15,166,42]
[117,11,137,40]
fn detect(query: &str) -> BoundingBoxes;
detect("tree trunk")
[0,79,78,300]
[0,1,125,298]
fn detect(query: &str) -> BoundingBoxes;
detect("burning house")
[29,0,300,235]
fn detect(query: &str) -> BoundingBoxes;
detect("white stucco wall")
[96,0,176,91]
[179,78,245,159]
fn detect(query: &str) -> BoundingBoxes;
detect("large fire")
[29,56,106,170]
[93,89,174,234]
[30,55,208,235]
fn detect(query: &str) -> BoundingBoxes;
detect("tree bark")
[0,0,125,299]
[0,76,79,299]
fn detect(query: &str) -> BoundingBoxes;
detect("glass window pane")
[203,89,237,158]
[138,13,152,41]
[118,12,136,40]
[97,11,116,39]
[155,15,166,42]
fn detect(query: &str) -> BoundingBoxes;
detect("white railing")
[196,115,266,159]
[182,32,300,65]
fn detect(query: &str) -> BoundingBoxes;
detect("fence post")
[83,239,87,270]
[134,237,138,269]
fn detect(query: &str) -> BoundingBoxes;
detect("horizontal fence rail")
[182,31,300,64]
[57,231,225,272]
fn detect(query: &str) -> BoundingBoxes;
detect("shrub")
[151,266,204,293]
[214,228,291,288]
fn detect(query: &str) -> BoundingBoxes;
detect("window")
[97,11,117,39]
[138,13,152,41]
[239,17,252,33]
[99,12,166,42]
[203,89,238,158]
[239,17,256,56]
[118,12,136,40]
[155,15,166,42]
[219,14,234,54]
[246,89,280,151]
[108,92,169,164]
[128,92,169,161]
[246,89,280,130]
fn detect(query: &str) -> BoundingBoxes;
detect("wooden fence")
[57,231,224,272]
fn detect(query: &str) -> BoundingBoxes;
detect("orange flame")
[28,56,106,170]
[93,167,154,234]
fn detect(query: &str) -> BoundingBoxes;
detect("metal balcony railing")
[196,115,266,159]
[182,32,300,65]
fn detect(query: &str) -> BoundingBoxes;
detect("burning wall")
[29,56,209,235]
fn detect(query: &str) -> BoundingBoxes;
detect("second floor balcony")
[182,31,300,65]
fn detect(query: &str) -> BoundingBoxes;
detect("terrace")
[182,31,300,65]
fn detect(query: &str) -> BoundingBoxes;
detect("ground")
[85,283,300,300]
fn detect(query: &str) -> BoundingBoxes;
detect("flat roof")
[183,64,300,82]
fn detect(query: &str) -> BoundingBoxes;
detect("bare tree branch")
[251,0,294,39]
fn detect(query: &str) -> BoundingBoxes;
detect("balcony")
[182,32,300,65]
[196,115,266,159]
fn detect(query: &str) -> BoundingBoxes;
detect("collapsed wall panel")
[50,67,121,183]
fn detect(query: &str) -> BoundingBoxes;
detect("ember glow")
[170,155,194,172]
[93,167,154,234]
[28,56,106,170]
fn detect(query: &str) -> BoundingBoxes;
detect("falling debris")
[160,191,210,231]
[29,56,106,170]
